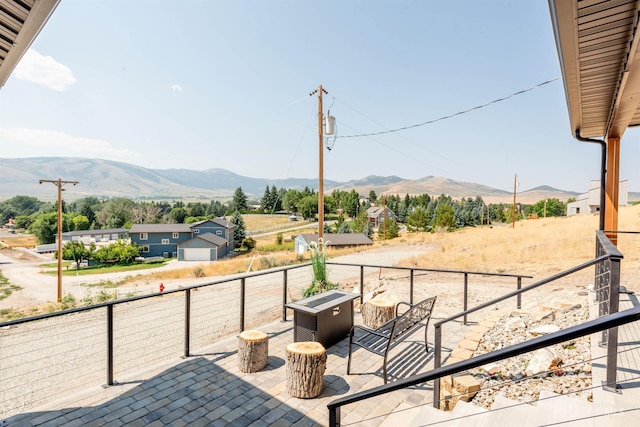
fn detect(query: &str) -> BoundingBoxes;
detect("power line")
[336,77,560,139]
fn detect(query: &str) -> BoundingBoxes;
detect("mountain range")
[0,157,581,204]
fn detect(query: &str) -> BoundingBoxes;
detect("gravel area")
[468,298,593,409]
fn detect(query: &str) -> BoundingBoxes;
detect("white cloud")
[13,49,76,91]
[0,127,138,161]
[171,83,183,94]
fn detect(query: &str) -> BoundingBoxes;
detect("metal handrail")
[433,255,609,329]
[431,253,616,407]
[0,262,312,328]
[327,306,640,427]
[327,261,531,308]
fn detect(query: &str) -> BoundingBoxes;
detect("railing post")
[410,269,414,304]
[605,254,622,391]
[433,323,442,408]
[463,273,468,325]
[184,289,191,358]
[360,266,364,304]
[106,304,114,386]
[283,269,288,321]
[240,278,246,332]
[517,276,522,309]
[329,406,340,427]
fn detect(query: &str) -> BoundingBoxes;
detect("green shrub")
[259,256,277,269]
[303,239,338,297]
[59,293,77,310]
[193,266,206,278]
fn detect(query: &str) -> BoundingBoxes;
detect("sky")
[1,0,640,194]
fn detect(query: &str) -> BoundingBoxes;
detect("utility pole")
[311,84,328,248]
[40,178,79,302]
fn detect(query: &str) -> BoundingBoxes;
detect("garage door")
[183,248,211,261]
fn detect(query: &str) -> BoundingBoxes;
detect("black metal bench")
[346,296,437,383]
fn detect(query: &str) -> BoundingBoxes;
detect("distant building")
[56,229,129,245]
[566,180,628,216]
[130,218,235,261]
[366,206,397,227]
[294,233,373,254]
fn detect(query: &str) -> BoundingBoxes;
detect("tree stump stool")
[362,298,395,328]
[238,330,268,373]
[286,341,327,398]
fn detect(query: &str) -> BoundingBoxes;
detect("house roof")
[366,206,386,216]
[0,0,61,88]
[61,228,128,237]
[179,232,227,247]
[130,223,194,233]
[298,233,373,246]
[130,218,235,233]
[198,218,236,229]
[549,0,640,139]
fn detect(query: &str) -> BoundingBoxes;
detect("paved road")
[0,243,432,310]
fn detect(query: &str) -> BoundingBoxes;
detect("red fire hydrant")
[159,283,165,293]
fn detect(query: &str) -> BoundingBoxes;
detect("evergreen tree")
[260,186,271,212]
[337,220,351,233]
[269,185,280,211]
[231,187,248,213]
[377,218,399,240]
[229,210,246,249]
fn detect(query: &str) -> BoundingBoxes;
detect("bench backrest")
[390,296,437,342]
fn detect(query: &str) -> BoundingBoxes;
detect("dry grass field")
[396,204,640,292]
[0,234,37,249]
[3,207,640,293]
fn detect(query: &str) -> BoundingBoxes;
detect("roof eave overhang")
[0,0,61,88]
[549,0,583,138]
[549,0,640,140]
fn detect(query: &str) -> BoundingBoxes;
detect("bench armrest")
[395,301,413,316]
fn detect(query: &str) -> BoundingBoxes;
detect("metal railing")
[0,260,528,419]
[327,305,640,427]
[326,230,627,425]
[327,261,531,322]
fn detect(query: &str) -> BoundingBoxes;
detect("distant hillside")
[0,157,577,204]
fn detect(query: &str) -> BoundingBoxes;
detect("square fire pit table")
[286,290,360,348]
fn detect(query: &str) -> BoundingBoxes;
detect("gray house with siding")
[130,218,235,261]
[366,206,397,228]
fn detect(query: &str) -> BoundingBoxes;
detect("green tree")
[298,195,318,220]
[229,210,246,249]
[337,220,351,233]
[282,189,302,213]
[531,198,566,217]
[93,241,140,264]
[72,215,90,231]
[260,186,271,212]
[433,204,456,231]
[406,207,430,232]
[377,218,399,240]
[231,187,248,213]
[79,199,98,226]
[169,207,188,223]
[29,212,58,244]
[61,241,91,261]
[14,214,34,230]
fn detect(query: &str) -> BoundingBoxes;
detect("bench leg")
[382,355,388,384]
[424,327,429,353]
[347,334,354,375]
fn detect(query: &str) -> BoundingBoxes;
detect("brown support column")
[605,136,620,245]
